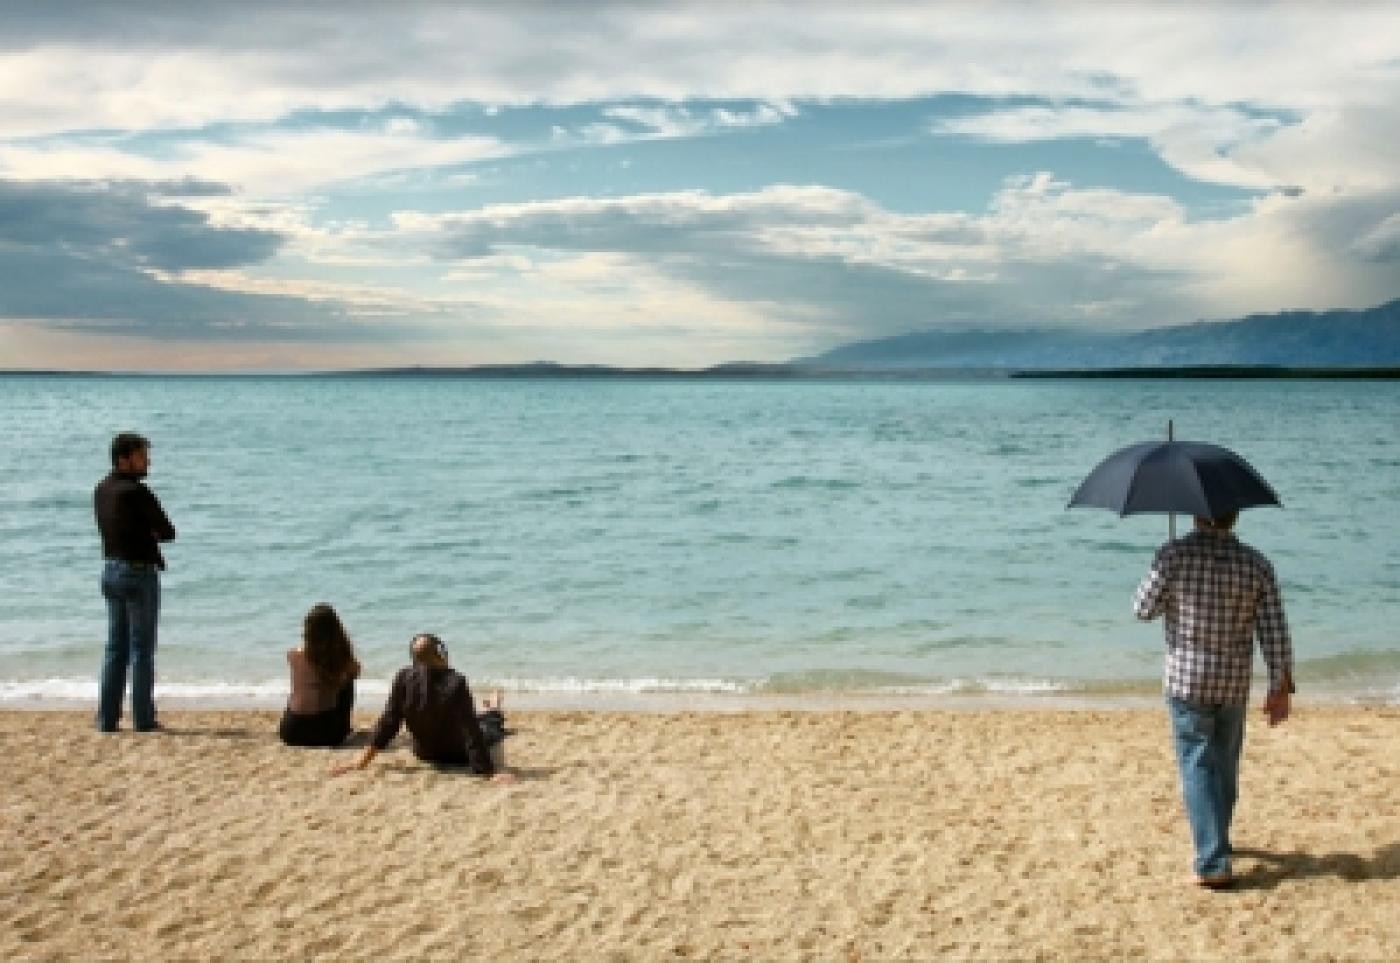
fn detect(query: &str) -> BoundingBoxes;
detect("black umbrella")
[1068,439,1281,518]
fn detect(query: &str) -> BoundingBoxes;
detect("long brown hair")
[303,603,356,684]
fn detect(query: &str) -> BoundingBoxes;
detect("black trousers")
[478,708,507,746]
[418,710,510,769]
[279,680,355,747]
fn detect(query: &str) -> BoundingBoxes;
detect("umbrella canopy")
[1068,440,1281,518]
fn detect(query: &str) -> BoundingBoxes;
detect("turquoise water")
[2,375,1398,703]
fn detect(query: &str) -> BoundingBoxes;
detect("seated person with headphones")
[330,632,514,783]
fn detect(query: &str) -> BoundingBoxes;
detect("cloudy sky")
[2,2,1399,370]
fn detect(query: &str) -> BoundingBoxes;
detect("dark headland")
[5,363,1400,380]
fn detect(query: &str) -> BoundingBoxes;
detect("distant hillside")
[802,298,1400,369]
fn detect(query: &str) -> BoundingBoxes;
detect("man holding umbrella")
[1070,435,1295,889]
[1133,510,1294,889]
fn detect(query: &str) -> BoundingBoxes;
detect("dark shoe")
[1195,872,1234,890]
[134,721,166,733]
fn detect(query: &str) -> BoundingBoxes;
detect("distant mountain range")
[802,298,1400,370]
[9,299,1400,380]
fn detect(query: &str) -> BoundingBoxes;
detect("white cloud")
[533,101,799,151]
[5,170,1395,365]
[2,4,1395,233]
[934,103,1287,190]
[381,176,1400,337]
[440,252,537,280]
[599,102,794,139]
[2,4,1395,138]
[1352,212,1400,262]
[934,88,1400,196]
[395,185,871,241]
[1,2,1398,366]
[1229,98,1400,193]
[934,104,1270,145]
[383,117,421,136]
[164,268,430,317]
[0,127,508,195]
[3,4,1392,245]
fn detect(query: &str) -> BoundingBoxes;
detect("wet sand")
[3,706,1397,959]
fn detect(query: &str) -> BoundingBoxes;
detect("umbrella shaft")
[1168,419,1175,538]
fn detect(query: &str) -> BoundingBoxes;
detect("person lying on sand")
[330,632,514,783]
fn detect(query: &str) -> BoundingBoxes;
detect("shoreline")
[3,691,1167,713]
[4,682,1394,713]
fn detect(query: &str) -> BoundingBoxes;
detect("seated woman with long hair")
[279,603,361,747]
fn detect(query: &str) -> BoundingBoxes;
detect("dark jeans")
[98,560,160,731]
[279,681,356,747]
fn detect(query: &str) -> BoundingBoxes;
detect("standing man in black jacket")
[94,432,176,732]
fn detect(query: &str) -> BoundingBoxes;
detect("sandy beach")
[3,705,1397,960]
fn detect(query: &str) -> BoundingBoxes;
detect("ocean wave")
[489,676,751,695]
[756,669,1073,696]
[4,666,1397,705]
[0,676,750,703]
[0,678,386,703]
[1298,648,1400,679]
[771,476,861,491]
[0,673,1076,702]
[839,678,1074,696]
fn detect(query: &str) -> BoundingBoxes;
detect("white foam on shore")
[863,678,1071,696]
[0,674,1066,707]
[492,676,752,694]
[0,677,1064,699]
[0,676,753,705]
[0,678,383,706]
[3,675,1393,709]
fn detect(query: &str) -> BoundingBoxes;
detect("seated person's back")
[374,658,492,768]
[331,633,509,780]
[280,603,360,747]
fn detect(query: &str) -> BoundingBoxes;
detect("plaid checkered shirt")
[1133,528,1293,705]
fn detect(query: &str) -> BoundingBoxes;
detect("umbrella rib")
[1119,441,1163,516]
[1118,468,1139,517]
[1184,458,1210,519]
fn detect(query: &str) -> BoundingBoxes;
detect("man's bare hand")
[329,746,376,777]
[490,771,517,785]
[1263,690,1291,727]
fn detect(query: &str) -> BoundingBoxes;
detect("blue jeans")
[99,560,160,731]
[1167,696,1246,877]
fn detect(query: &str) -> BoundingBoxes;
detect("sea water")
[2,374,1397,705]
